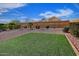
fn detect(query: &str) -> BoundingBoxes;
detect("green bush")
[63,26,70,33]
[8,22,20,30]
[72,30,79,37]
[70,24,79,37]
[0,24,7,31]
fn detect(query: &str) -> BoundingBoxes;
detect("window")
[46,26,49,29]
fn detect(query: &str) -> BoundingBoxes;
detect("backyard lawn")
[0,33,76,56]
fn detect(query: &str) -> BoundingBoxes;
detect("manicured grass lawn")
[0,33,76,56]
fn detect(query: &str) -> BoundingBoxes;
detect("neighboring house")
[20,17,70,29]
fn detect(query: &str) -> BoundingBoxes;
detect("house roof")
[48,16,61,21]
[70,19,79,23]
[42,16,61,22]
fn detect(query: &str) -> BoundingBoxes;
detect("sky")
[0,3,79,23]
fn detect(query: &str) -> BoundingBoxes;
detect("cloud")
[0,3,26,9]
[39,9,74,18]
[0,3,26,15]
[40,11,55,18]
[0,16,27,23]
[32,18,41,22]
[0,19,11,23]
[0,8,9,15]
[19,16,27,19]
[57,9,74,17]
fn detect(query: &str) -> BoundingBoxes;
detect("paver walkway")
[31,28,64,34]
[0,29,31,40]
[65,33,79,55]
[0,28,64,40]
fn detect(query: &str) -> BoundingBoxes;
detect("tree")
[8,22,15,30]
[0,24,7,31]
[8,20,21,30]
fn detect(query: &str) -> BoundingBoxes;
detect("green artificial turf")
[0,33,76,56]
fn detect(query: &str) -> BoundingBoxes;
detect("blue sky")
[0,3,79,23]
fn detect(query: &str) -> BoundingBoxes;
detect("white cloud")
[0,3,26,15]
[0,8,8,14]
[0,3,26,9]
[40,11,56,18]
[20,19,27,23]
[57,9,74,17]
[0,19,11,23]
[39,9,74,18]
[32,18,41,21]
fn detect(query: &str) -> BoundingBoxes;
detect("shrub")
[72,30,79,37]
[70,23,79,37]
[63,26,70,33]
[0,24,7,31]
